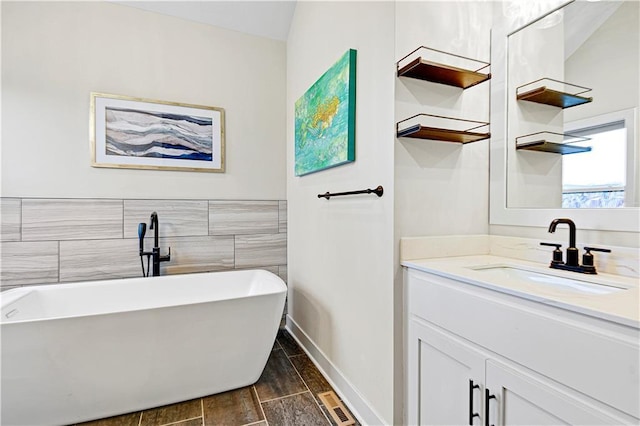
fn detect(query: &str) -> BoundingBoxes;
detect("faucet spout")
[548,218,578,266]
[548,218,576,248]
[150,212,159,248]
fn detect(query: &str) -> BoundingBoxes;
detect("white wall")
[1,2,286,200]
[286,2,395,424]
[394,1,492,240]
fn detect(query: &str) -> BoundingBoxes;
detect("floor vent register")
[318,391,356,426]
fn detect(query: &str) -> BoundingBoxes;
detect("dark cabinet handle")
[485,388,496,426]
[469,380,480,425]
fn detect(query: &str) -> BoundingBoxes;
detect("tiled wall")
[0,198,287,291]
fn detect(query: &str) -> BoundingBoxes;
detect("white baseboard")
[285,315,386,426]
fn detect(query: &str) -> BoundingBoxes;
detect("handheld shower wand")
[138,222,151,277]
[138,223,147,255]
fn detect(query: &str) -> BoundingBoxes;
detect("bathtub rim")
[1,268,286,325]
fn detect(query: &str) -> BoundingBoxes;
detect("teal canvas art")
[295,49,356,176]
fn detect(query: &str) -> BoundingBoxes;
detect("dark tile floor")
[76,329,359,426]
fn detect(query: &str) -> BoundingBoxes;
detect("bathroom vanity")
[403,254,639,425]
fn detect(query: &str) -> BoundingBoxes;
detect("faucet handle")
[583,246,611,254]
[582,246,611,265]
[581,246,611,274]
[540,242,563,265]
[540,242,561,248]
[160,247,171,262]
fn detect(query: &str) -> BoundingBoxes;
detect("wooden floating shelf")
[397,58,491,89]
[517,87,592,109]
[516,141,591,155]
[396,46,491,89]
[397,114,490,144]
[516,132,591,155]
[397,124,490,144]
[516,78,593,109]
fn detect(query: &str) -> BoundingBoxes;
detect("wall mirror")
[507,0,638,209]
[490,0,639,231]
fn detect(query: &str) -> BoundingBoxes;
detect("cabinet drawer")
[407,269,640,418]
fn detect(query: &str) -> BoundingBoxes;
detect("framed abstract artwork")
[90,92,225,172]
[295,49,357,176]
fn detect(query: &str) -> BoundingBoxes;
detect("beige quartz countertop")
[402,255,640,329]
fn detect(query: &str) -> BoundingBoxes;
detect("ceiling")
[113,1,297,41]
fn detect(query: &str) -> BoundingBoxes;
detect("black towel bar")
[318,186,384,200]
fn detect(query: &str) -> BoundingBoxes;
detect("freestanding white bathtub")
[1,269,286,426]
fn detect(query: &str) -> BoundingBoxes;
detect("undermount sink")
[468,264,627,295]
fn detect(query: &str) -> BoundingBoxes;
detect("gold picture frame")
[90,92,225,172]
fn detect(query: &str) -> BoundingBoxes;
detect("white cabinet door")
[408,317,485,426]
[485,359,629,426]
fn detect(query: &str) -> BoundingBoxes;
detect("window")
[563,109,636,208]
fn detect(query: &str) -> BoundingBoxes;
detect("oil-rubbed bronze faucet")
[149,212,171,277]
[139,212,171,277]
[541,218,610,274]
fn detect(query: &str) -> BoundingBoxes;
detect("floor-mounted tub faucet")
[138,212,171,277]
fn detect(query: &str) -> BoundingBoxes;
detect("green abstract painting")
[295,49,356,176]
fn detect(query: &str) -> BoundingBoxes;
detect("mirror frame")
[489,0,640,232]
